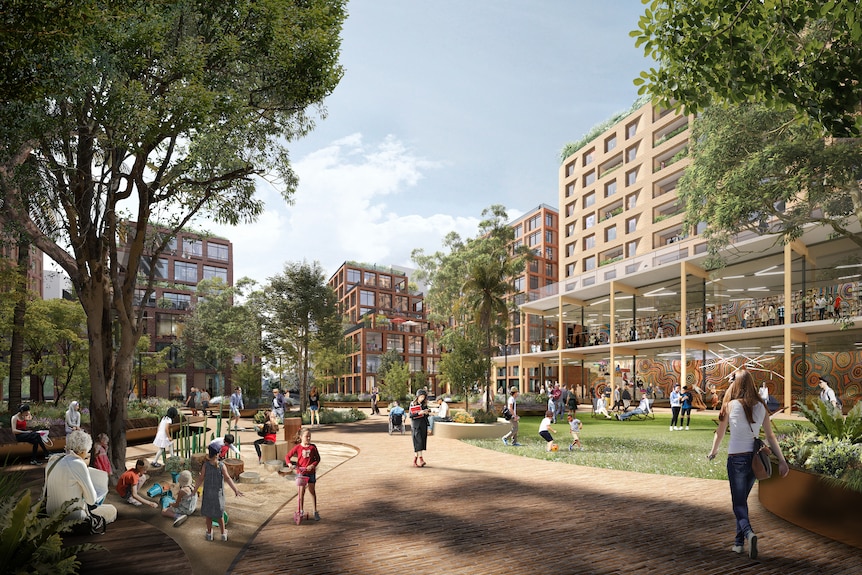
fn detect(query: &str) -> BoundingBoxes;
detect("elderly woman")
[65,401,82,436]
[45,430,118,525]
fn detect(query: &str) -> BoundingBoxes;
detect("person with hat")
[409,389,431,467]
[11,404,51,464]
[501,386,522,446]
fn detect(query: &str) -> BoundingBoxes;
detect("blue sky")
[209,1,652,284]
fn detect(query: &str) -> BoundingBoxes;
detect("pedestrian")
[669,383,682,431]
[566,385,579,416]
[195,445,244,541]
[308,385,320,427]
[707,368,789,559]
[161,469,197,527]
[65,401,82,437]
[201,388,211,416]
[409,389,430,467]
[679,385,693,430]
[370,386,380,415]
[271,388,285,420]
[185,386,198,416]
[539,410,556,451]
[815,294,827,320]
[502,386,521,446]
[229,388,244,430]
[818,377,840,410]
[567,413,583,450]
[285,428,322,521]
[151,407,177,468]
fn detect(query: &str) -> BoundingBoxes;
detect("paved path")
[226,417,859,575]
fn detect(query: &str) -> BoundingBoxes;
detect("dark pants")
[16,432,50,458]
[670,406,681,427]
[254,438,274,459]
[728,453,756,545]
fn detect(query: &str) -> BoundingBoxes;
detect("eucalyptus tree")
[265,261,341,412]
[0,1,344,474]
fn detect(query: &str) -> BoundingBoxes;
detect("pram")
[389,407,405,435]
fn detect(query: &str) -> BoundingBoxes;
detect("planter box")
[431,420,511,440]
[758,467,862,549]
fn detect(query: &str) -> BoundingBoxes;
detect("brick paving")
[229,417,860,575]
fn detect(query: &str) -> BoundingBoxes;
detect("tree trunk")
[7,234,29,410]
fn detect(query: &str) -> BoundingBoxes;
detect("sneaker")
[731,545,744,554]
[221,532,228,542]
[512,442,522,446]
[616,414,622,421]
[568,445,574,451]
[173,514,188,527]
[29,459,41,465]
[151,462,162,468]
[313,511,320,521]
[127,497,142,506]
[746,532,758,559]
[205,532,213,541]
[502,437,509,446]
[685,426,690,430]
[669,426,674,431]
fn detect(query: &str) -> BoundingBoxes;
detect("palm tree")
[462,256,510,411]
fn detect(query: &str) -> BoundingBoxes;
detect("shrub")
[451,411,475,424]
[470,410,499,424]
[303,408,367,425]
[805,438,861,479]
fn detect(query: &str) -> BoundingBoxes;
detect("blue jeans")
[727,453,756,545]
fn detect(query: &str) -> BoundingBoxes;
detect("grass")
[465,411,804,481]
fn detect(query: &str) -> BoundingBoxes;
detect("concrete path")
[221,416,859,575]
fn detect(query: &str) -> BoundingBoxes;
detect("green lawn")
[466,411,803,481]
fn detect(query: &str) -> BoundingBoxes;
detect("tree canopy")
[0,0,345,476]
[679,104,862,262]
[633,0,862,136]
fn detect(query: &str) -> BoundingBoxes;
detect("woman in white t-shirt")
[707,369,788,560]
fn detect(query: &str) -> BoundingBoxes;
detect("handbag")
[751,437,773,480]
[71,506,107,535]
[502,406,513,420]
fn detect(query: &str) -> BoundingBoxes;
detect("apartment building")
[119,223,234,400]
[498,204,560,391]
[328,262,439,396]
[0,238,44,297]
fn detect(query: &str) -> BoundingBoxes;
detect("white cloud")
[211,134,481,283]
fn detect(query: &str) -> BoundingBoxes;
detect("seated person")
[208,434,241,460]
[617,395,651,421]
[389,402,405,418]
[11,404,51,464]
[161,469,197,527]
[117,459,158,508]
[594,396,613,419]
[429,397,450,433]
[45,430,118,524]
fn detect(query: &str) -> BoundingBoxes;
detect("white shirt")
[45,454,98,522]
[669,390,681,407]
[539,417,552,432]
[637,397,650,412]
[820,386,837,405]
[507,395,517,416]
[727,400,767,454]
[759,386,769,403]
[437,401,449,419]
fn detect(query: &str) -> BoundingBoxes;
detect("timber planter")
[758,466,862,549]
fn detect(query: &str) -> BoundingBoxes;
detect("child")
[151,407,178,468]
[93,433,112,474]
[285,428,322,520]
[208,434,241,460]
[538,410,556,451]
[195,445,243,541]
[116,459,157,508]
[567,414,583,451]
[162,469,197,527]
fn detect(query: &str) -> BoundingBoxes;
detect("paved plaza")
[100,414,860,574]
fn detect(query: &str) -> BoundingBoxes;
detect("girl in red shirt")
[285,428,321,521]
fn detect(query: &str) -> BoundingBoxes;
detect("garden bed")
[429,420,511,440]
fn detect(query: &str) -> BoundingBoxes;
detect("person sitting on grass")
[594,396,613,419]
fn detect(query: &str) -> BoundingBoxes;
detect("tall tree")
[266,262,340,412]
[679,104,862,261]
[437,327,486,413]
[633,0,862,136]
[0,1,345,476]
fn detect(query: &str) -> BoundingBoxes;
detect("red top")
[15,418,27,431]
[116,469,141,498]
[285,442,320,472]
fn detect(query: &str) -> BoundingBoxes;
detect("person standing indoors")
[502,387,522,446]
[229,388,244,431]
[669,384,682,431]
[308,385,321,427]
[409,389,431,467]
[707,369,789,559]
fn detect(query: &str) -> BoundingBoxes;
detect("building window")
[386,334,404,353]
[583,149,594,166]
[626,120,638,139]
[565,223,575,237]
[529,275,539,290]
[626,240,639,257]
[174,261,197,283]
[584,234,595,250]
[584,171,596,187]
[347,269,360,284]
[513,224,522,238]
[528,231,541,247]
[606,225,617,242]
[408,335,423,354]
[206,243,229,261]
[134,289,156,307]
[409,356,423,372]
[513,276,525,292]
[605,181,617,197]
[584,256,596,271]
[565,162,575,177]
[364,272,376,286]
[379,275,392,289]
[202,265,228,282]
[565,183,575,198]
[378,293,392,310]
[529,260,539,273]
[545,246,554,259]
[183,239,202,258]
[627,192,638,210]
[584,214,596,230]
[566,242,575,257]
[545,263,554,277]
[584,191,595,208]
[626,217,637,234]
[565,263,575,277]
[605,135,617,152]
[565,202,575,217]
[161,292,191,310]
[545,213,554,227]
[545,230,554,244]
[626,168,638,186]
[360,290,375,306]
[626,144,638,162]
[528,214,541,231]
[156,313,183,337]
[140,257,168,279]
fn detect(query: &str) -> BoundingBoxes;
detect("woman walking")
[707,369,789,559]
[409,389,431,467]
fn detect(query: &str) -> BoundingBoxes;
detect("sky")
[207,1,653,284]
